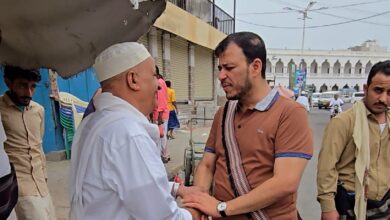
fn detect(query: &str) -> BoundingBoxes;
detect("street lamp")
[284,1,327,53]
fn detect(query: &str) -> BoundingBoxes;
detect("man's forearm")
[226,176,295,216]
[225,157,308,216]
[193,163,214,192]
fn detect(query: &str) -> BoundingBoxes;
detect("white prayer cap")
[93,42,151,82]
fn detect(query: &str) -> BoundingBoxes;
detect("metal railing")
[168,0,235,35]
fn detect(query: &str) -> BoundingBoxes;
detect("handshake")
[174,183,225,220]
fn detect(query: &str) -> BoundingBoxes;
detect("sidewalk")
[47,122,210,219]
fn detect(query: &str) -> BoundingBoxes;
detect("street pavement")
[47,104,353,219]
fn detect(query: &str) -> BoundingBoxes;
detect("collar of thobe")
[93,92,160,143]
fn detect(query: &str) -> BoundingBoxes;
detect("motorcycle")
[330,105,340,119]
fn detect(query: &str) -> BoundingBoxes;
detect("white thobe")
[329,98,344,113]
[296,95,310,112]
[70,93,191,220]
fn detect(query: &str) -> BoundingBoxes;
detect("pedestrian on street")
[0,66,56,220]
[166,80,180,139]
[182,32,313,219]
[317,60,390,220]
[70,42,202,220]
[152,66,170,163]
[296,91,311,112]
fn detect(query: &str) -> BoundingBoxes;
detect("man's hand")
[177,185,203,198]
[321,211,339,220]
[182,191,221,218]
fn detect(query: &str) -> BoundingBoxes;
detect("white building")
[265,40,390,92]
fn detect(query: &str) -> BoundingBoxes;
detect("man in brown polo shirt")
[317,60,390,220]
[182,32,313,219]
[0,66,55,220]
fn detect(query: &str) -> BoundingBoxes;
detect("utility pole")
[233,0,236,33]
[284,1,327,54]
[284,1,327,90]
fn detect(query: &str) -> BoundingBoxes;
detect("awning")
[0,0,166,78]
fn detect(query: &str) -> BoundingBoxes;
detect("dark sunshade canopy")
[0,0,166,78]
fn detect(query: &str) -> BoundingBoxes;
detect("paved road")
[47,104,352,219]
[298,103,352,219]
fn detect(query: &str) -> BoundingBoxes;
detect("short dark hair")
[3,65,41,82]
[165,80,171,87]
[367,60,390,86]
[214,32,267,78]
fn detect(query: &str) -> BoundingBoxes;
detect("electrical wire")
[314,11,390,27]
[236,10,390,29]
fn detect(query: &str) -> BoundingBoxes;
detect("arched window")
[320,83,328,92]
[310,60,318,74]
[287,59,296,75]
[344,61,352,75]
[321,60,330,74]
[333,60,341,75]
[266,59,272,74]
[275,59,284,74]
[299,59,307,72]
[365,61,372,74]
[355,61,362,75]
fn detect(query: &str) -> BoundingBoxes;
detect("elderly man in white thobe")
[69,42,201,220]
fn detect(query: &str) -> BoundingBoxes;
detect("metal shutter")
[156,32,163,74]
[194,45,213,100]
[170,37,189,101]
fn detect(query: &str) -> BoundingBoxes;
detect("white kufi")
[93,42,150,82]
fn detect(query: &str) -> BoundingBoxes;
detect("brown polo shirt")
[0,93,48,197]
[206,89,313,219]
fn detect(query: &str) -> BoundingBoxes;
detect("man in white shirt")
[70,42,200,220]
[296,91,310,112]
[329,94,344,115]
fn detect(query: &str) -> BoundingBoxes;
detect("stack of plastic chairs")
[58,92,88,159]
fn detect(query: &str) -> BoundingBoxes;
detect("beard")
[226,70,252,101]
[7,91,31,106]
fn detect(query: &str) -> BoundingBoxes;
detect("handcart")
[183,117,213,186]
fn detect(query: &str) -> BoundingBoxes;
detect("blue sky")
[216,0,390,51]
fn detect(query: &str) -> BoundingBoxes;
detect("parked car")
[351,92,364,103]
[318,91,340,109]
[311,93,321,107]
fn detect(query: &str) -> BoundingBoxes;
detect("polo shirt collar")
[254,88,279,112]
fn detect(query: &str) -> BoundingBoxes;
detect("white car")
[351,92,364,103]
[311,93,321,107]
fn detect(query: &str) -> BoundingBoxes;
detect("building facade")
[265,41,390,92]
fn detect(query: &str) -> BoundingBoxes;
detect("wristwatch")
[217,202,227,217]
